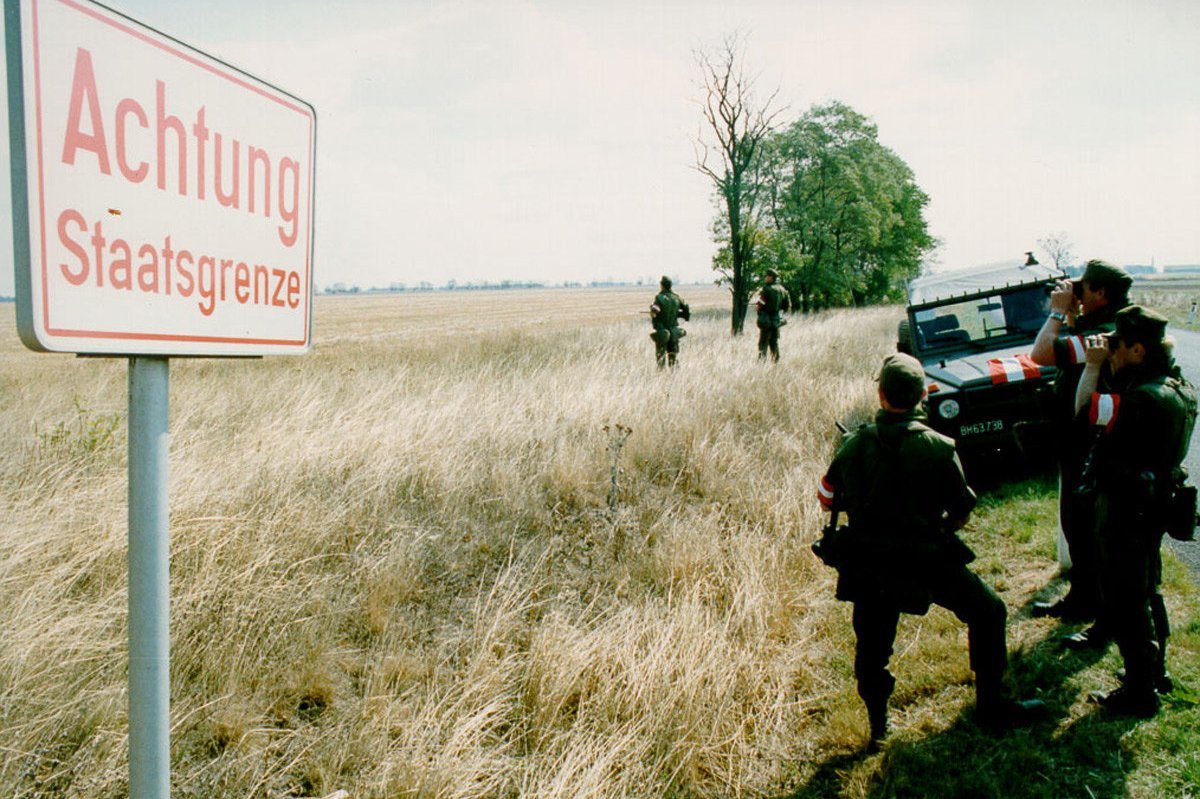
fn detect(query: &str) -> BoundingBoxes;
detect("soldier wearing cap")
[1029,259,1132,648]
[649,275,689,369]
[756,268,792,362]
[816,353,1043,748]
[1072,305,1196,716]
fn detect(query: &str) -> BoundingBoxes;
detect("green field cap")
[1081,259,1133,291]
[878,352,926,408]
[1113,305,1168,345]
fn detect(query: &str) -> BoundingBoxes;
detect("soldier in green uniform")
[1073,306,1196,716]
[816,353,1044,748]
[756,268,791,362]
[650,276,689,369]
[1029,260,1132,650]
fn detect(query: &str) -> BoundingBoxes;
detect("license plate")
[959,419,1004,436]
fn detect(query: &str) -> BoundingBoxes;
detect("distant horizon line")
[4,263,1199,303]
[317,261,1200,295]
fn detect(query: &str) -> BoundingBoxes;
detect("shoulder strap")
[863,423,924,494]
[872,418,930,448]
[1170,374,1198,462]
[1168,374,1198,413]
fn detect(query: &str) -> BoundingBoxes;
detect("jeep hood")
[921,343,1054,390]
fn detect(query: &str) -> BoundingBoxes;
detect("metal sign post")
[127,357,170,799]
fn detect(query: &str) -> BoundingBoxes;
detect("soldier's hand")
[1083,334,1109,366]
[1049,280,1076,314]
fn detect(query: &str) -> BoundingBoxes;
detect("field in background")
[0,288,1197,799]
[310,284,730,348]
[1131,278,1200,329]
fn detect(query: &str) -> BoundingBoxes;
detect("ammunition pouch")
[936,532,977,566]
[1165,471,1199,542]
[1126,468,1198,542]
[650,328,670,345]
[757,313,782,330]
[812,525,852,568]
[812,522,973,572]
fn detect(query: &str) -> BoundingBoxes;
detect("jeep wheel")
[897,318,914,355]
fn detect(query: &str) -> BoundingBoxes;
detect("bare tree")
[694,33,782,335]
[1038,232,1076,272]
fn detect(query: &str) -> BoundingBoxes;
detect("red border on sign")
[30,0,314,348]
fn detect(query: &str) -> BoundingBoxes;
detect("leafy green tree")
[754,102,934,311]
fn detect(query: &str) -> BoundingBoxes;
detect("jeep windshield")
[905,261,1065,359]
[911,285,1051,356]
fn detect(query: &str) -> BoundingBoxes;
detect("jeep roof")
[907,260,1066,306]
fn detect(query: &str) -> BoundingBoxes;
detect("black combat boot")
[975,697,1048,731]
[1089,685,1159,718]
[1062,621,1112,651]
[975,682,1047,732]
[865,704,888,753]
[1031,592,1095,623]
[858,672,894,752]
[1116,667,1174,695]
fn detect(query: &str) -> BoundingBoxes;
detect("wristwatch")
[1048,310,1067,322]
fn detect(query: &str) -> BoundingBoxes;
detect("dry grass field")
[0,286,1197,799]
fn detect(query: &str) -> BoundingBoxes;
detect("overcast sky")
[3,0,1198,295]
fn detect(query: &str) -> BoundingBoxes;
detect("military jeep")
[898,260,1067,461]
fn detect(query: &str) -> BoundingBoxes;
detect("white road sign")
[6,0,316,355]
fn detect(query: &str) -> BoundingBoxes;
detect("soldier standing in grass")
[1073,307,1196,717]
[756,268,791,362]
[1028,259,1132,652]
[814,353,1044,748]
[650,276,689,369]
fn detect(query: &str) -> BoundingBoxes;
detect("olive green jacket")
[822,408,977,612]
[651,290,682,330]
[1087,363,1197,535]
[756,283,791,328]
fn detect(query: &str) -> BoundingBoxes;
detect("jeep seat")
[918,314,969,346]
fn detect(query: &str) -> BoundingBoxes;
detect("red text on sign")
[57,208,301,317]
[60,47,303,248]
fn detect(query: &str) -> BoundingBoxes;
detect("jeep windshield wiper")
[922,338,992,355]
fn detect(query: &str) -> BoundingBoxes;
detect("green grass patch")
[781,476,1200,799]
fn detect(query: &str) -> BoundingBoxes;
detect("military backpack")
[1163,373,1199,541]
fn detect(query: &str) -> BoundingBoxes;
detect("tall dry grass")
[0,287,1051,797]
